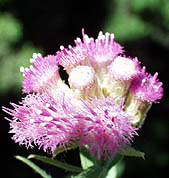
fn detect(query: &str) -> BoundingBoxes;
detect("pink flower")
[3,94,81,153]
[3,94,137,159]
[130,67,163,103]
[21,54,60,94]
[76,98,137,159]
[57,30,123,73]
[3,30,163,159]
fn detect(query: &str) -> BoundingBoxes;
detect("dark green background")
[0,0,168,177]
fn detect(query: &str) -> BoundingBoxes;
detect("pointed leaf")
[71,166,103,178]
[80,147,95,170]
[15,155,52,178]
[74,154,123,178]
[28,154,82,173]
[119,145,145,159]
[106,160,125,178]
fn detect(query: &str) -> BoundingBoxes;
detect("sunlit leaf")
[119,145,145,159]
[15,155,52,178]
[28,154,82,173]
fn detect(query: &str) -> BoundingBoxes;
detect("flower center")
[108,56,138,81]
[69,65,96,90]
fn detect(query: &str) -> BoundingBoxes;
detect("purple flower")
[3,94,81,152]
[125,67,163,126]
[130,67,163,103]
[3,94,137,159]
[76,98,137,159]
[3,30,163,159]
[57,30,123,73]
[21,54,60,94]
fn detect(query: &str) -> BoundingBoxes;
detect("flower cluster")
[3,30,163,159]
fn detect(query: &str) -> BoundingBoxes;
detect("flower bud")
[68,65,100,99]
[107,56,140,104]
[125,68,163,127]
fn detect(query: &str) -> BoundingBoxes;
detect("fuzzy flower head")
[21,53,63,94]
[3,94,81,152]
[58,30,123,73]
[3,94,137,159]
[130,67,163,103]
[77,98,137,159]
[4,30,163,159]
[125,67,163,127]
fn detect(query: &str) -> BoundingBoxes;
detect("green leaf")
[119,145,145,159]
[72,155,123,178]
[106,160,125,178]
[80,147,95,170]
[71,166,103,178]
[104,154,123,170]
[28,154,82,173]
[75,153,123,178]
[15,155,52,178]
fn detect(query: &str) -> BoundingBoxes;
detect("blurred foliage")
[0,0,168,178]
[104,1,169,177]
[0,13,42,93]
[105,0,169,46]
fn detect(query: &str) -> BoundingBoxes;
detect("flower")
[125,67,163,126]
[21,54,60,94]
[3,94,137,159]
[3,30,163,159]
[3,94,81,152]
[76,98,137,159]
[129,67,163,103]
[57,30,123,73]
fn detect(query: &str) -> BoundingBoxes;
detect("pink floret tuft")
[3,94,80,153]
[3,95,137,159]
[75,98,137,159]
[22,55,59,93]
[57,30,123,70]
[130,67,163,103]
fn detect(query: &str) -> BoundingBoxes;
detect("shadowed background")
[0,0,168,177]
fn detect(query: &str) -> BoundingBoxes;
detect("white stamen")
[37,53,42,57]
[30,119,34,123]
[29,65,33,70]
[25,68,29,72]
[44,116,53,121]
[84,35,91,43]
[45,103,50,108]
[20,66,25,73]
[36,109,42,115]
[60,45,64,50]
[76,37,81,42]
[33,53,38,59]
[98,31,105,40]
[40,123,47,127]
[110,33,114,39]
[98,31,103,36]
[142,79,146,83]
[30,58,35,63]
[105,32,110,37]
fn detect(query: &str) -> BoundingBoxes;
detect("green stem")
[78,151,123,178]
[97,154,123,178]
[15,156,52,178]
[28,154,83,173]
